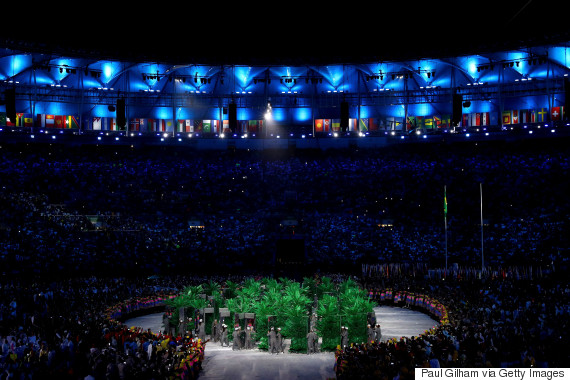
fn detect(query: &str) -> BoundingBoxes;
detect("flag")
[348,118,356,131]
[529,109,537,123]
[54,115,65,129]
[462,114,469,127]
[502,110,511,125]
[130,119,140,132]
[203,120,212,133]
[444,186,448,217]
[324,119,331,132]
[369,118,378,131]
[315,119,324,132]
[359,118,369,131]
[93,117,102,130]
[65,115,78,129]
[332,120,340,131]
[520,109,529,124]
[551,106,562,121]
[416,116,424,128]
[406,116,416,130]
[247,120,257,133]
[424,117,433,129]
[512,110,519,124]
[482,112,489,126]
[433,115,441,128]
[538,108,548,122]
[193,119,203,132]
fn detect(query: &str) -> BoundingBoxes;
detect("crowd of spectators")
[335,272,570,378]
[1,138,568,278]
[0,136,569,377]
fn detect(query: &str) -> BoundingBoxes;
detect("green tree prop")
[163,276,373,352]
[338,281,374,346]
[282,282,311,353]
[316,293,341,351]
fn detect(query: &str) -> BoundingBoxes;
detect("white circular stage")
[125,305,440,379]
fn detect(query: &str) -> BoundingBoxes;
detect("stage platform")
[125,305,439,379]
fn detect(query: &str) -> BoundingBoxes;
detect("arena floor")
[125,305,439,379]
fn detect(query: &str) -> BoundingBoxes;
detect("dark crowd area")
[1,137,568,279]
[0,135,569,378]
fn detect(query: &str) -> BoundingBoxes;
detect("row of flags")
[1,107,566,130]
[501,107,564,125]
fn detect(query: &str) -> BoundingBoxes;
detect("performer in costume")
[211,319,218,342]
[276,327,284,353]
[267,327,277,354]
[374,323,382,342]
[198,318,206,342]
[340,326,348,349]
[367,324,375,344]
[245,326,253,349]
[307,329,318,354]
[232,327,240,350]
[220,324,229,347]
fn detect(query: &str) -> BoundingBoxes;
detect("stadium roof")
[2,1,570,66]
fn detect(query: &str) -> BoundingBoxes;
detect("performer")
[245,326,253,349]
[198,319,206,342]
[367,324,375,344]
[307,329,318,354]
[232,327,240,350]
[374,323,382,342]
[212,319,218,342]
[340,326,348,349]
[216,319,223,342]
[238,326,245,350]
[276,327,284,353]
[220,324,229,347]
[267,327,277,354]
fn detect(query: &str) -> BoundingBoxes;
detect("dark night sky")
[2,1,569,65]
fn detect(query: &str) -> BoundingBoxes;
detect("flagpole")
[444,185,448,279]
[480,183,484,273]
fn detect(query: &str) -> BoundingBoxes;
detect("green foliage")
[316,294,341,351]
[164,276,372,352]
[204,280,221,296]
[317,276,336,299]
[283,304,309,352]
[224,280,239,299]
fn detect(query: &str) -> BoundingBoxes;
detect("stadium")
[1,3,570,379]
